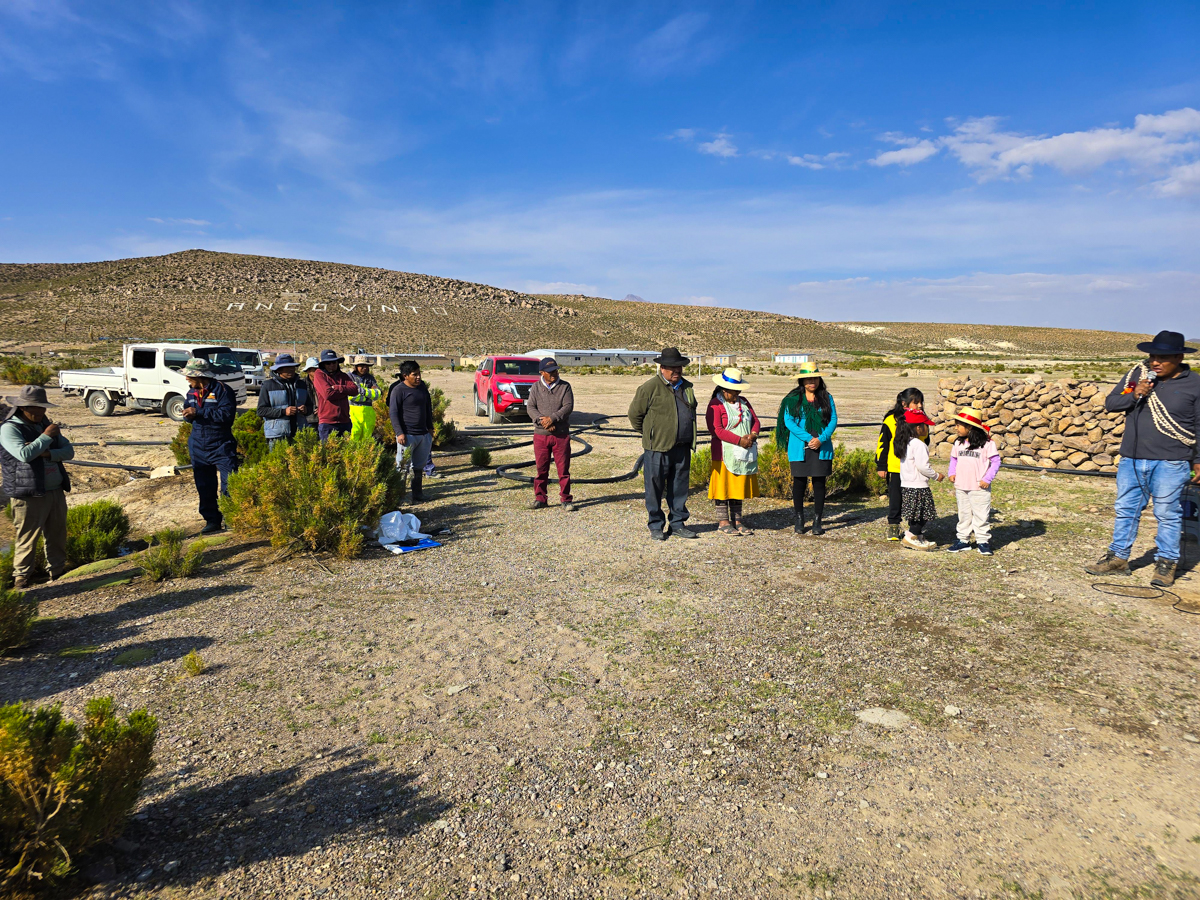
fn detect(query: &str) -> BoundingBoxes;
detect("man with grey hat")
[1086,330,1200,587]
[628,347,698,540]
[257,353,313,448]
[0,386,75,588]
[182,357,239,534]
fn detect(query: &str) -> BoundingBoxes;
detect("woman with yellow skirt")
[706,368,761,535]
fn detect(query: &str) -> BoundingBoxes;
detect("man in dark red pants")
[526,357,575,511]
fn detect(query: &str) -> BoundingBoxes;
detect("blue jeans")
[318,422,350,441]
[1109,458,1192,562]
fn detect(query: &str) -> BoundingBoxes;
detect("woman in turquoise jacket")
[775,362,837,536]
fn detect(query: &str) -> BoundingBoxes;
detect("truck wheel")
[163,394,186,422]
[487,395,502,424]
[473,388,485,417]
[87,391,115,417]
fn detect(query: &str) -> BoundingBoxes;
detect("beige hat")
[351,355,374,367]
[953,406,990,433]
[794,361,826,379]
[711,368,748,391]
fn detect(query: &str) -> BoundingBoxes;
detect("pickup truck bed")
[58,367,127,390]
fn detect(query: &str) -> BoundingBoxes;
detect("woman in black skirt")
[775,362,838,535]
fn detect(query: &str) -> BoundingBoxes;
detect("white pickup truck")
[59,343,248,421]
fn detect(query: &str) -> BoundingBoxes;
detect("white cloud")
[520,280,599,296]
[1155,160,1200,197]
[669,128,696,141]
[147,216,211,226]
[339,187,1200,333]
[869,140,940,167]
[787,271,1200,329]
[786,152,847,170]
[941,108,1200,188]
[698,133,737,158]
[633,12,718,76]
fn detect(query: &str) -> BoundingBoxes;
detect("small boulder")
[855,708,911,730]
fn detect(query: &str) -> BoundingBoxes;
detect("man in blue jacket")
[182,358,239,534]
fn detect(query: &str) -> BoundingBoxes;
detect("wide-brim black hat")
[653,346,691,366]
[1136,330,1195,354]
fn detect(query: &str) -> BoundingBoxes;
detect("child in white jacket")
[895,409,943,550]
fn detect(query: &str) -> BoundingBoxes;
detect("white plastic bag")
[377,511,431,553]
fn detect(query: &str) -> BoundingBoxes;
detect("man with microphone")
[1086,330,1200,586]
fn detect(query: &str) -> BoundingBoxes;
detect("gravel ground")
[2,374,1199,899]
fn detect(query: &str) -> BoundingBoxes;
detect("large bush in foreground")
[220,430,402,558]
[373,384,457,448]
[0,698,157,889]
[65,500,130,569]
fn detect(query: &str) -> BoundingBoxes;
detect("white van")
[59,343,248,420]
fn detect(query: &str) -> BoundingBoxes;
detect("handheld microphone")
[1139,370,1157,403]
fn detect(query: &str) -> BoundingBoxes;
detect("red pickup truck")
[473,356,542,423]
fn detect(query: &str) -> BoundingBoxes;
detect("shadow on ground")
[82,748,450,890]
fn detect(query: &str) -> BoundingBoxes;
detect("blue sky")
[2,1,1199,334]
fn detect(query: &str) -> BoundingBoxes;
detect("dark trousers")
[193,459,237,525]
[643,444,691,532]
[318,422,351,441]
[793,476,826,518]
[886,472,903,525]
[533,433,572,503]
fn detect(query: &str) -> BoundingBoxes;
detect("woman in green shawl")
[776,362,838,535]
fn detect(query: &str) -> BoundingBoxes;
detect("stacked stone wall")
[928,376,1122,473]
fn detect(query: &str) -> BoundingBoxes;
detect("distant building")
[774,353,810,364]
[351,352,458,370]
[708,354,737,367]
[527,348,658,366]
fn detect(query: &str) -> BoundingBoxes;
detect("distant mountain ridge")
[0,250,1149,357]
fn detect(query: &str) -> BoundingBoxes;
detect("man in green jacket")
[628,347,698,541]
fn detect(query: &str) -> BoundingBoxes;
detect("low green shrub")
[829,445,887,496]
[0,358,54,386]
[0,588,37,653]
[169,410,268,466]
[373,385,456,448]
[470,446,492,468]
[755,442,793,498]
[220,430,402,559]
[169,422,192,466]
[138,531,205,582]
[65,500,130,568]
[0,542,46,590]
[0,697,157,889]
[232,410,268,465]
[689,447,712,488]
[181,649,205,677]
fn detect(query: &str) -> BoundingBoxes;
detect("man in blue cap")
[257,353,313,448]
[1086,330,1200,587]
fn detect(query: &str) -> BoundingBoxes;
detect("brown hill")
[0,250,1149,357]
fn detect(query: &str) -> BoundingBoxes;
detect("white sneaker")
[903,533,935,551]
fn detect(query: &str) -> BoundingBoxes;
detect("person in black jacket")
[387,360,434,503]
[257,353,313,448]
[181,358,238,534]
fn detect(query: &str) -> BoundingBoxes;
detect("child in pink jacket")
[945,407,1001,556]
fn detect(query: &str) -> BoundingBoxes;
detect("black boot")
[411,473,425,503]
[811,480,826,535]
[794,504,806,535]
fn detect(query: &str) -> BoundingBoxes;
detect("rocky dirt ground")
[2,371,1199,900]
